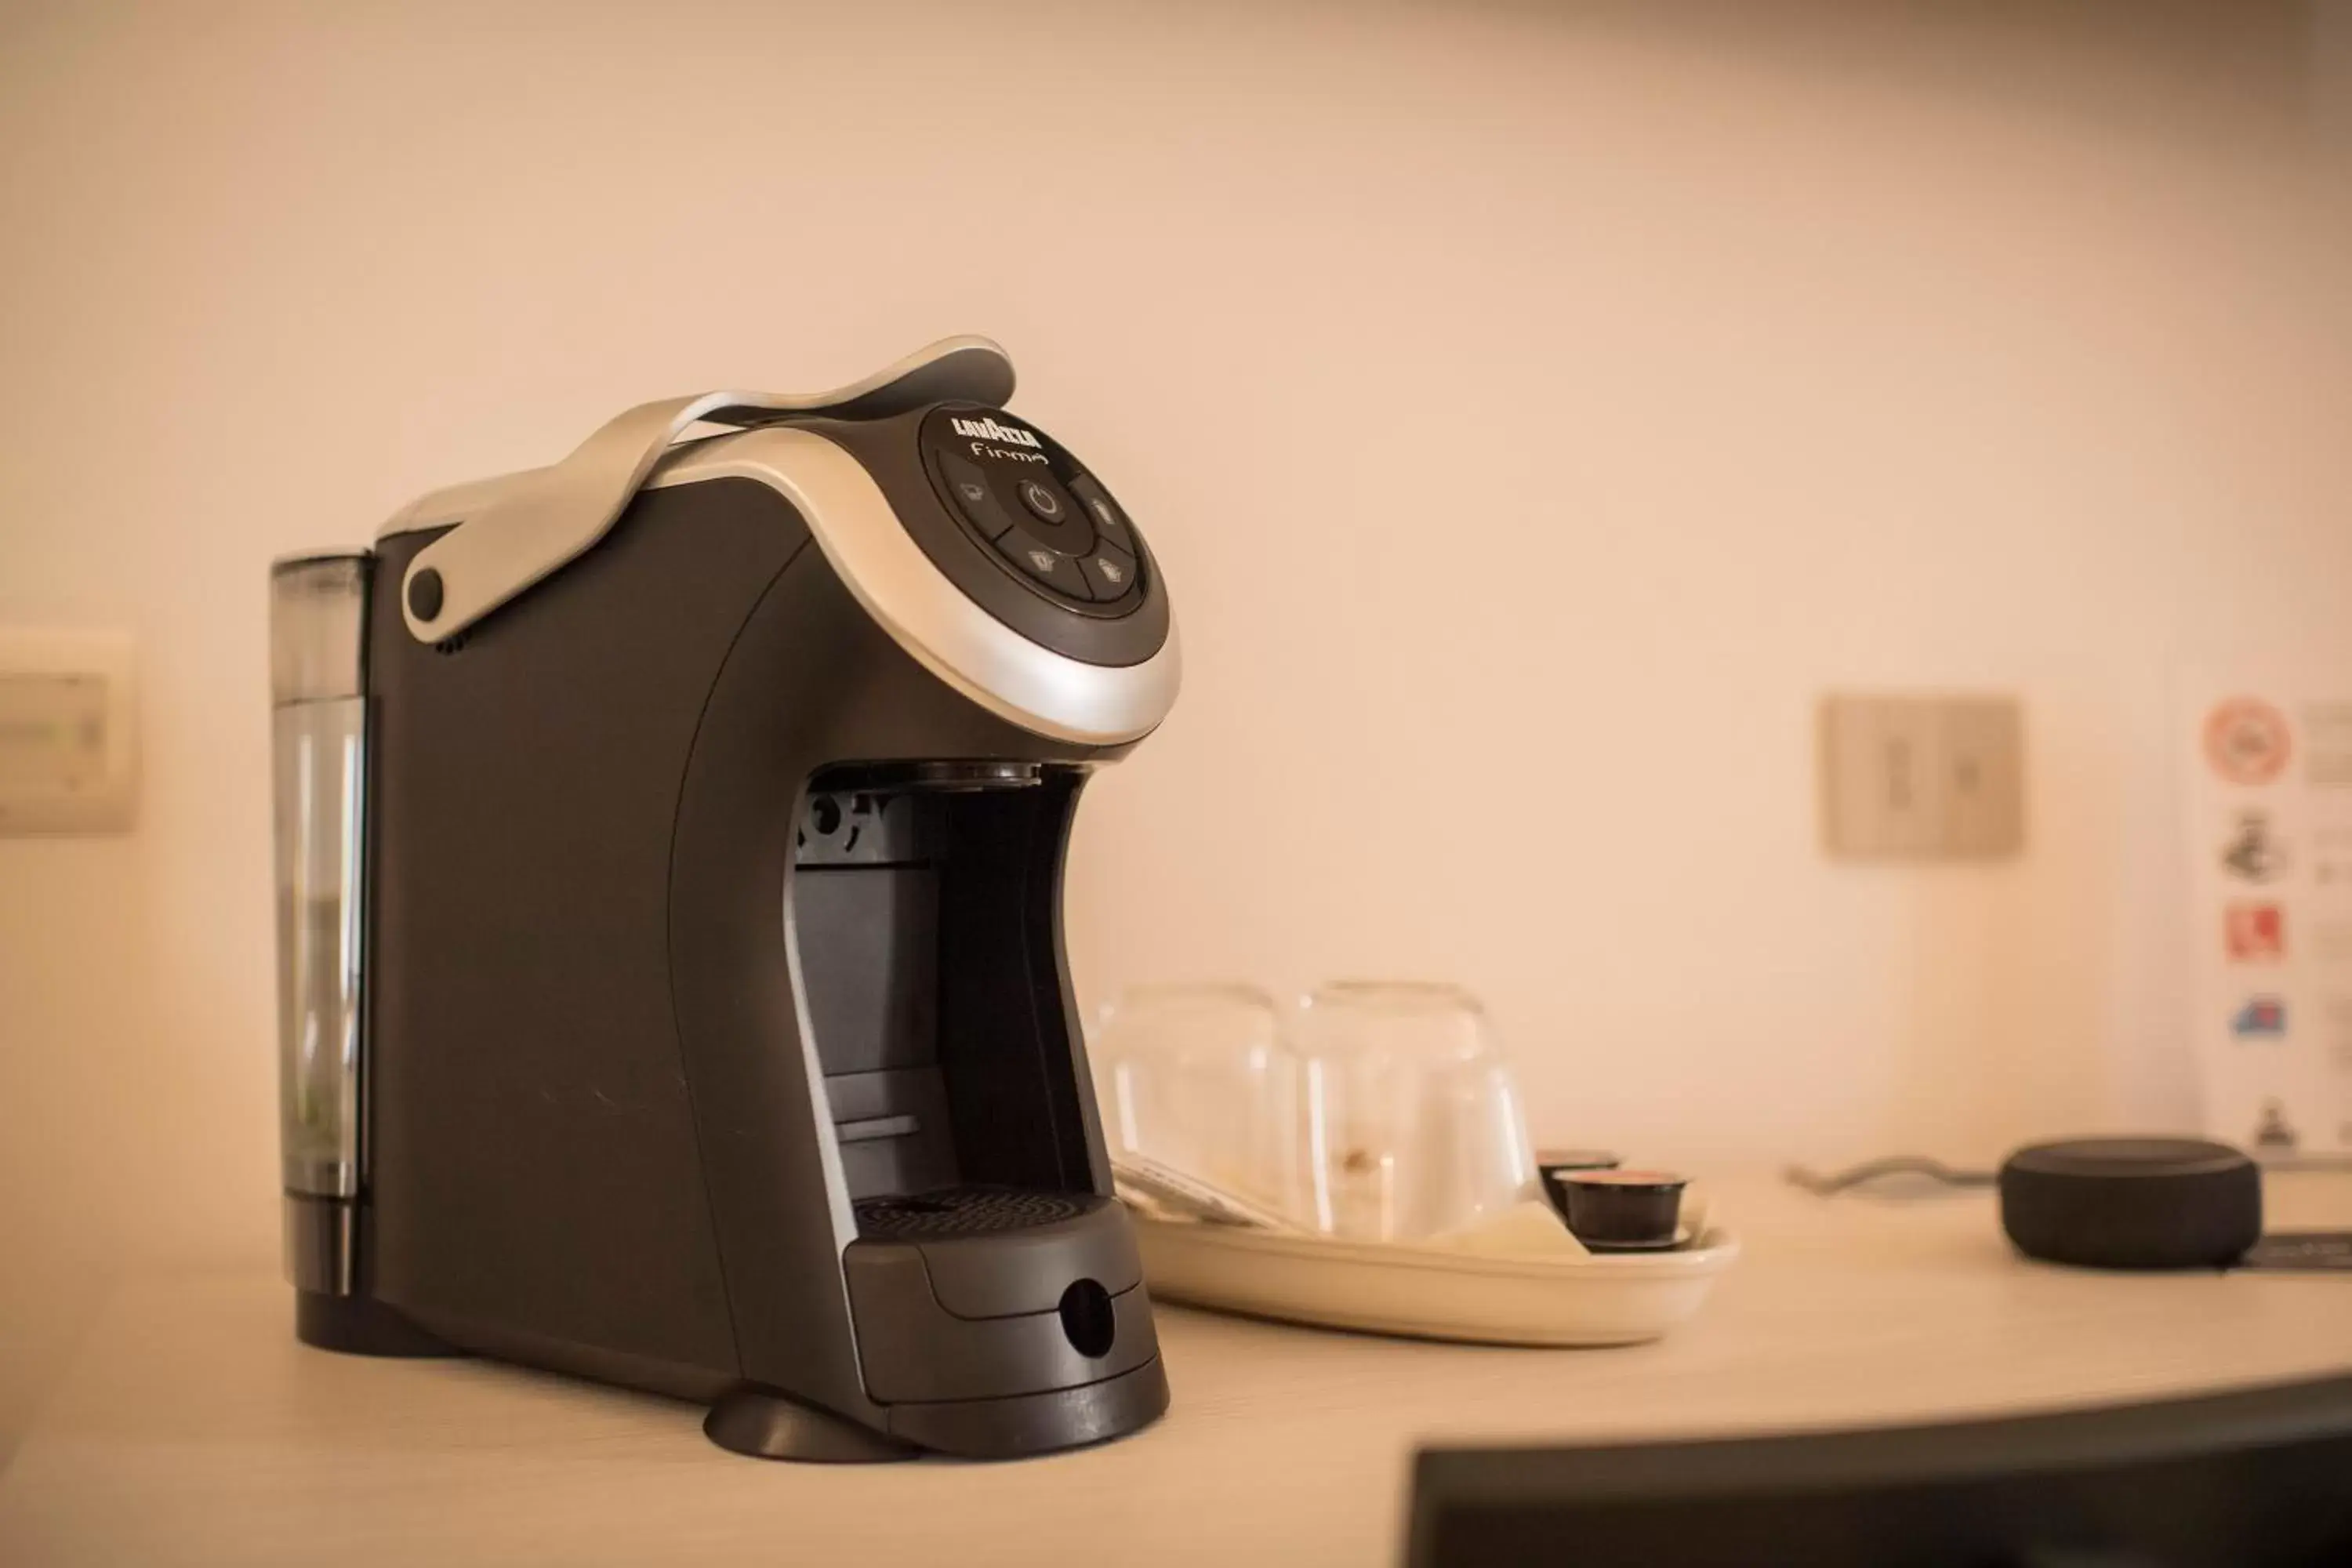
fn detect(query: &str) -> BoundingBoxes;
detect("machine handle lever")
[399,336,1015,643]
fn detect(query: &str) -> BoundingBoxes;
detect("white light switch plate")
[1820,693,2024,860]
[0,628,138,835]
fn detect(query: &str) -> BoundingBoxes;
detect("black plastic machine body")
[266,339,1179,1459]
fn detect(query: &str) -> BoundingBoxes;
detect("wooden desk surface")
[3,1175,2348,1566]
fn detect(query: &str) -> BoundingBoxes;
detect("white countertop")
[3,1174,2347,1566]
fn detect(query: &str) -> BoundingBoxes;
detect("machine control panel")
[920,408,1145,617]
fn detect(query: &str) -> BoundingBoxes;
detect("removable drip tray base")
[855,1185,1096,1240]
[840,1186,1160,1415]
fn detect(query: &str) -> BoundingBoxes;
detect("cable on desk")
[1785,1156,1998,1196]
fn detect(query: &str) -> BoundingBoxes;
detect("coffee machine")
[268,338,1179,1460]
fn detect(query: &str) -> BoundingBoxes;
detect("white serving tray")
[1134,1217,1740,1347]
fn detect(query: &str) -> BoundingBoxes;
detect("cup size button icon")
[994,524,1098,601]
[1067,475,1134,550]
[937,450,1016,539]
[1076,542,1139,601]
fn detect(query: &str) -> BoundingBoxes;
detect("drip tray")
[855,1186,1094,1240]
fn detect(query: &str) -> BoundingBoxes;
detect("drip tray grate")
[855,1186,1092,1239]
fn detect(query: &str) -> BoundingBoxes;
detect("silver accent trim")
[784,879,860,1255]
[644,426,1180,747]
[392,336,1015,642]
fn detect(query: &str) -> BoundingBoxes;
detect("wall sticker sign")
[2184,673,2352,1159]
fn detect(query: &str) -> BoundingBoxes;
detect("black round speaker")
[1998,1137,2261,1270]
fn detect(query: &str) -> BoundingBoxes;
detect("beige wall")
[2,0,2347,1451]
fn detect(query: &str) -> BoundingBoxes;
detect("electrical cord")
[1785,1156,1999,1196]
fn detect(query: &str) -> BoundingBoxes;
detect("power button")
[1017,476,1070,526]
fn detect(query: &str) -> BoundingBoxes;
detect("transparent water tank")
[270,554,370,1230]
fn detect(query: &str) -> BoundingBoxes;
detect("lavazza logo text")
[951,416,1040,449]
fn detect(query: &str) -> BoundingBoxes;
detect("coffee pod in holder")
[1556,1170,1687,1252]
[1537,1150,1623,1221]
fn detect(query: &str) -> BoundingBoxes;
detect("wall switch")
[1820,693,2023,860]
[0,629,138,835]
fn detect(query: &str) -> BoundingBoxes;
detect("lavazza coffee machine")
[267,338,1179,1461]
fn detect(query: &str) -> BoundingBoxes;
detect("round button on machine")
[1006,472,1093,556]
[1017,476,1071,526]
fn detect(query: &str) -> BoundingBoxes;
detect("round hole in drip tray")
[1058,1279,1115,1358]
[809,796,841,835]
